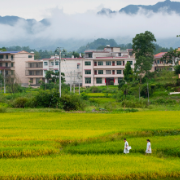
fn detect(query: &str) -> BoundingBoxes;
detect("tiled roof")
[154,52,167,59]
[0,51,21,54]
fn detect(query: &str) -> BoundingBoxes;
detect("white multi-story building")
[82,46,136,87]
[43,56,83,85]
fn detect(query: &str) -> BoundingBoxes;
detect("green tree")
[132,31,156,81]
[124,62,133,82]
[34,51,41,59]
[174,65,180,75]
[0,47,6,51]
[45,70,65,83]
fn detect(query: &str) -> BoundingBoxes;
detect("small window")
[0,63,2,67]
[106,61,111,66]
[85,70,91,74]
[117,61,122,65]
[106,70,111,74]
[5,63,8,67]
[118,53,121,56]
[6,55,8,59]
[51,62,54,66]
[44,62,48,66]
[118,78,123,83]
[11,63,13,67]
[85,78,91,84]
[129,52,133,56]
[87,53,92,58]
[11,70,14,75]
[98,61,103,66]
[5,70,8,75]
[11,55,13,60]
[98,70,103,74]
[117,70,122,74]
[77,64,80,69]
[127,61,133,65]
[157,60,160,64]
[44,70,47,75]
[55,61,59,65]
[0,55,3,59]
[55,70,59,73]
[28,55,32,58]
[36,78,40,84]
[96,78,102,84]
[30,78,33,83]
[85,61,91,66]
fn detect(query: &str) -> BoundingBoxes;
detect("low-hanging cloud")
[0,7,180,50]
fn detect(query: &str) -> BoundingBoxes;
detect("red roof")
[96,56,128,59]
[154,52,167,59]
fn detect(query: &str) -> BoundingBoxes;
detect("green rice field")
[0,111,180,179]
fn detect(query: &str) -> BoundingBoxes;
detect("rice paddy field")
[0,111,180,179]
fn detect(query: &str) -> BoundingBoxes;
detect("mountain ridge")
[98,0,180,15]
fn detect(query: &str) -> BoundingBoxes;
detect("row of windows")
[44,62,59,66]
[85,61,133,66]
[85,70,122,74]
[0,70,14,75]
[85,77,123,84]
[44,70,59,74]
[0,55,14,60]
[0,63,14,67]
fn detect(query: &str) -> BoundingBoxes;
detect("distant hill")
[98,0,180,15]
[0,16,50,27]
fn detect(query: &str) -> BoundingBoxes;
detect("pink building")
[82,47,136,87]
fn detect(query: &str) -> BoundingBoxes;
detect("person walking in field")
[123,138,131,154]
[145,139,152,154]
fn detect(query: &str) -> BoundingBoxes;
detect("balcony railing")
[0,59,13,61]
[26,70,43,76]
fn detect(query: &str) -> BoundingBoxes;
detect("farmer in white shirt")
[123,138,130,154]
[145,139,152,154]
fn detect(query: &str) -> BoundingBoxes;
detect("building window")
[117,70,122,74]
[85,78,91,84]
[85,61,91,66]
[98,70,103,74]
[85,70,91,74]
[11,63,13,67]
[87,53,92,58]
[106,61,111,66]
[36,78,40,84]
[29,71,34,75]
[118,53,121,56]
[11,70,14,75]
[5,63,8,67]
[0,55,3,59]
[44,62,48,66]
[157,60,160,64]
[5,70,8,75]
[98,61,103,66]
[30,78,33,83]
[51,62,54,66]
[0,63,2,67]
[96,78,102,84]
[28,55,32,58]
[129,52,133,56]
[6,55,8,59]
[55,70,59,73]
[127,61,133,65]
[117,61,122,65]
[55,61,59,65]
[44,70,47,75]
[106,70,111,74]
[11,55,13,60]
[118,78,123,83]
[77,64,80,69]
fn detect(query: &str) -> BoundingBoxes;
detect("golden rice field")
[0,111,180,179]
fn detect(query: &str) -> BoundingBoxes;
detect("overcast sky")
[1,0,180,20]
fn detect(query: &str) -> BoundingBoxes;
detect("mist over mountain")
[98,0,180,15]
[0,0,180,51]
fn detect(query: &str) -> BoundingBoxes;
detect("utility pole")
[4,69,6,94]
[70,71,72,93]
[74,70,75,93]
[55,48,62,98]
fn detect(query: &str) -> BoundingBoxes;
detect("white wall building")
[43,56,83,85]
[82,47,136,87]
